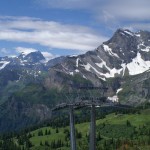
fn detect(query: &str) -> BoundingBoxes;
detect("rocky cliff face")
[46,29,150,104]
[51,29,150,81]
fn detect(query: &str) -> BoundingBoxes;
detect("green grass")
[13,108,150,150]
[30,127,66,146]
[96,109,150,126]
[22,109,150,150]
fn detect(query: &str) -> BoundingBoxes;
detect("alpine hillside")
[0,29,150,132]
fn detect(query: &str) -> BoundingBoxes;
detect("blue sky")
[0,0,150,58]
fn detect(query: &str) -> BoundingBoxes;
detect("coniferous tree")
[22,146,25,150]
[126,120,131,127]
[45,129,48,135]
[51,140,56,148]
[48,129,51,135]
[56,128,59,133]
[25,139,32,149]
[28,132,32,138]
[38,130,43,136]
[18,136,24,145]
[40,141,43,146]
[45,140,49,146]
[97,132,102,141]
[76,130,82,139]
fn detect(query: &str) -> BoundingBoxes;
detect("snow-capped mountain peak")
[50,29,150,81]
[18,51,45,63]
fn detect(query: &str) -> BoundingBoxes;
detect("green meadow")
[18,108,150,150]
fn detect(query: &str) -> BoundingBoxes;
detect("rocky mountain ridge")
[46,29,150,104]
[53,29,150,81]
[1,29,150,83]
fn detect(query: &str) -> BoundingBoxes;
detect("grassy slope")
[23,109,150,150]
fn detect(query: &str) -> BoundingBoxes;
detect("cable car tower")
[52,84,131,150]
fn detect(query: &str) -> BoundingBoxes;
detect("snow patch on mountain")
[83,63,91,71]
[95,58,110,69]
[103,44,119,58]
[69,72,74,75]
[75,69,79,73]
[0,61,10,70]
[120,32,126,36]
[102,68,122,78]
[141,46,150,52]
[108,88,123,102]
[126,52,150,75]
[81,49,150,80]
[83,75,87,79]
[138,42,150,52]
[82,63,106,80]
[135,34,141,37]
[83,61,122,80]
[116,88,123,94]
[124,30,134,36]
[95,58,123,78]
[69,55,78,58]
[77,49,150,80]
[76,58,79,67]
[108,95,118,102]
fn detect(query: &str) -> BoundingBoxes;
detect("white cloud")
[100,0,150,21]
[0,48,15,57]
[15,47,38,55]
[35,0,95,10]
[36,0,150,31]
[38,0,150,21]
[15,47,55,61]
[0,48,8,54]
[124,23,150,31]
[0,16,108,52]
[41,51,55,61]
